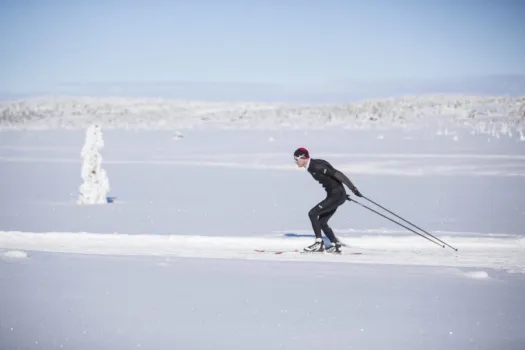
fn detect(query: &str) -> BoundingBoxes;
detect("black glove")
[352,188,363,197]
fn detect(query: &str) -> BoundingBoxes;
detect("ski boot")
[326,241,342,254]
[303,238,324,252]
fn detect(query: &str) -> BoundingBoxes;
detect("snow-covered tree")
[77,124,110,204]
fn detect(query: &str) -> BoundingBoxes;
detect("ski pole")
[363,196,458,251]
[347,198,445,249]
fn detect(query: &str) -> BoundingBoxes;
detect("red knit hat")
[294,147,309,159]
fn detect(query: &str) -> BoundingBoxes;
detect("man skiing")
[294,147,363,253]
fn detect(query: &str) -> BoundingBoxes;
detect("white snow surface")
[1,230,524,273]
[1,104,525,349]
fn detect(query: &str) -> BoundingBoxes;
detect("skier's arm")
[315,163,363,196]
[333,170,358,193]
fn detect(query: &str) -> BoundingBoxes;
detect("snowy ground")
[1,252,524,350]
[1,96,525,349]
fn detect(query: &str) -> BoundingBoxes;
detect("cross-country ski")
[253,248,363,255]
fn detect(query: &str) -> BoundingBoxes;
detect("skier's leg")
[308,204,325,240]
[305,200,330,251]
[305,195,342,252]
[319,209,338,243]
[308,195,344,237]
[320,192,347,253]
[319,209,344,253]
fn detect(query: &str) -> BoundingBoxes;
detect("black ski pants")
[308,188,347,242]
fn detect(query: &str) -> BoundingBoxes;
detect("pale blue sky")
[1,0,524,97]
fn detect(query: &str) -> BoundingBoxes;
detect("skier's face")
[294,156,308,167]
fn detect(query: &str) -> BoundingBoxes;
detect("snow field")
[1,95,525,350]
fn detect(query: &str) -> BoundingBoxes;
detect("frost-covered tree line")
[0,95,523,133]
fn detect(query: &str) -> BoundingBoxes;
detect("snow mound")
[462,271,490,280]
[2,250,28,259]
[0,95,523,137]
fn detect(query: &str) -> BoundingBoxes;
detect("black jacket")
[306,158,357,194]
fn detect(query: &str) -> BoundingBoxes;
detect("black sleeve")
[333,170,358,192]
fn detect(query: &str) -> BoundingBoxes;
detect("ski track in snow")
[1,230,524,274]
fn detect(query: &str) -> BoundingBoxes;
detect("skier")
[294,147,363,253]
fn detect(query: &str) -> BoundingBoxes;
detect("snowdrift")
[1,230,524,273]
